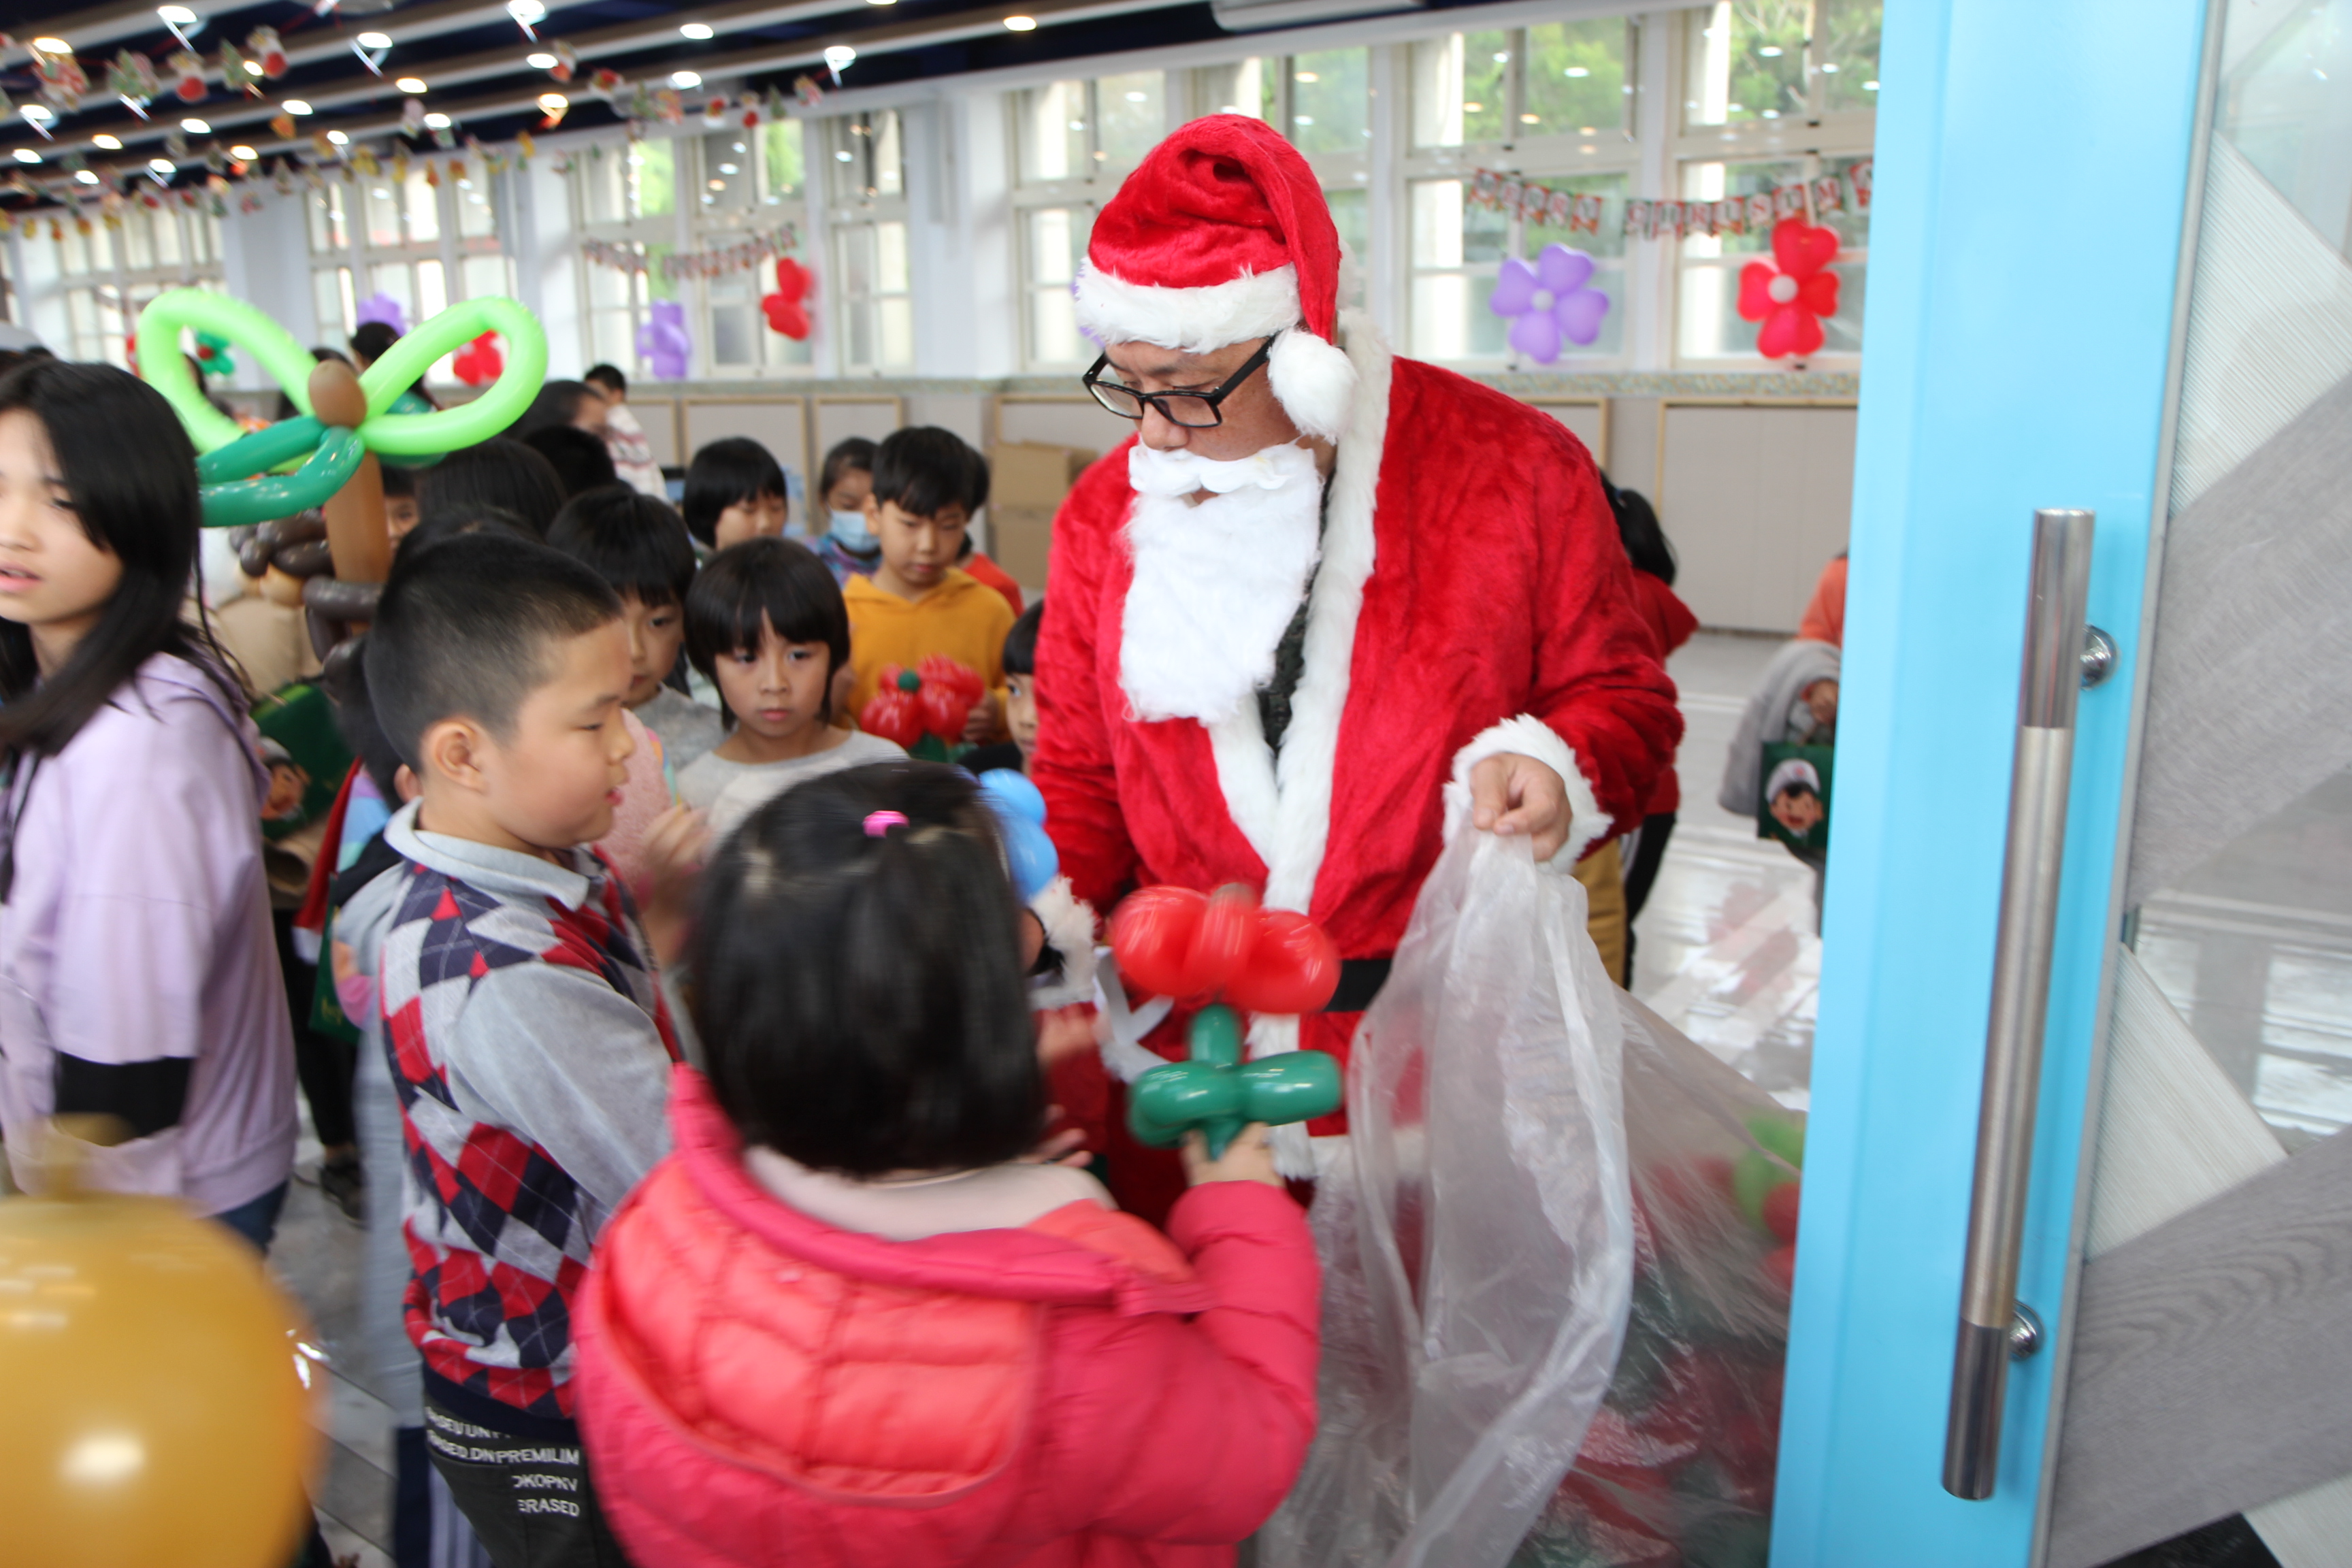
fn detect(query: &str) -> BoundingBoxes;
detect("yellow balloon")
[0,1177,322,1568]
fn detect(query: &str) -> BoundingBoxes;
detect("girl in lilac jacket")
[0,359,297,1239]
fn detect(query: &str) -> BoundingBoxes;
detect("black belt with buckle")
[1326,957,1392,1014]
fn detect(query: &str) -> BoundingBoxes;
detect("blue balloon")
[977,770,1058,901]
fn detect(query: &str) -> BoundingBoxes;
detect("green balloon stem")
[896,669,923,692]
[1124,1001,1341,1156]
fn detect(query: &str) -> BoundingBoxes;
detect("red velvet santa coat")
[1033,327,1680,1186]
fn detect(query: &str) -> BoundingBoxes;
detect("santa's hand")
[1469,752,1573,862]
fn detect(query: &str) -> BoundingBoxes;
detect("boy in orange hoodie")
[843,426,1016,741]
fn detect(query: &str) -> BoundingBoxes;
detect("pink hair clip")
[864,810,909,837]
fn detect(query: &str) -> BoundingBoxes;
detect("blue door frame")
[1770,2,2213,1563]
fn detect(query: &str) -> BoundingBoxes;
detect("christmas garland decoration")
[581,226,800,284]
[1469,158,1872,240]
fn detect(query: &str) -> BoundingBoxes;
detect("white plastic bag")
[1258,823,1635,1568]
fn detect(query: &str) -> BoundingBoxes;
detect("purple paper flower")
[354,293,406,335]
[636,299,693,380]
[1488,244,1610,363]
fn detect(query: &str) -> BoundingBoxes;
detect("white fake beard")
[1118,441,1323,726]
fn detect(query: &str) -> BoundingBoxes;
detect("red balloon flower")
[762,257,814,340]
[452,332,504,387]
[1110,883,1341,1015]
[1737,219,1842,360]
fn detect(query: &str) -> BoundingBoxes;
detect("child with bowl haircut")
[842,425,1015,740]
[362,530,684,1568]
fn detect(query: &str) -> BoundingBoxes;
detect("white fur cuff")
[1028,877,1100,1011]
[1448,715,1611,869]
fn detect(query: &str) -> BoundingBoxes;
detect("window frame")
[823,111,915,376]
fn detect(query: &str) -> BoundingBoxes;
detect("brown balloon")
[0,1130,322,1567]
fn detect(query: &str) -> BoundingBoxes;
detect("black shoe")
[318,1156,365,1224]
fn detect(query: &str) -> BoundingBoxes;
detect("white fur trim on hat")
[1074,260,1301,353]
[1447,715,1610,870]
[1267,328,1358,444]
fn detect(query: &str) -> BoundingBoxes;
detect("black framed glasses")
[1081,334,1277,427]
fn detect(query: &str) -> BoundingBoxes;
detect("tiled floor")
[273,1149,393,1568]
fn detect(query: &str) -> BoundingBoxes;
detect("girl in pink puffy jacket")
[574,760,1321,1568]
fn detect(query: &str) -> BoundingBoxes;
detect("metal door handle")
[1943,508,2102,1501]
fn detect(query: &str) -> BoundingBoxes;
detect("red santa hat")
[1073,115,1358,444]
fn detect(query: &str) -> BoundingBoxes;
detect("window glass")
[363,180,401,247]
[1288,50,1369,154]
[1027,206,1089,365]
[1407,179,1510,360]
[703,131,757,212]
[313,267,348,340]
[764,119,806,201]
[1522,19,1627,137]
[632,140,677,219]
[154,208,184,267]
[1324,187,1369,263]
[1192,60,1267,120]
[1021,82,1089,182]
[1098,72,1164,167]
[1684,1,1821,127]
[404,169,440,244]
[873,110,903,198]
[460,254,510,301]
[1816,0,1884,112]
[1411,31,1512,148]
[124,212,157,271]
[455,171,495,238]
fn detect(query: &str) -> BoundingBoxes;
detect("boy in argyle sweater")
[363,531,701,1568]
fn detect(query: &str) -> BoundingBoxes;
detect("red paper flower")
[1737,219,1842,360]
[761,257,813,340]
[452,331,504,387]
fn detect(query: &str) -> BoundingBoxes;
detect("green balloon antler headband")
[134,289,551,528]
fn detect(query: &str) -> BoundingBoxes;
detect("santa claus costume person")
[1034,116,1682,1222]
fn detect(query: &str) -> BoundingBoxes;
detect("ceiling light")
[1294,71,1318,83]
[157,5,197,23]
[22,105,56,125]
[507,0,546,24]
[1520,112,1539,124]
[32,38,72,56]
[538,92,569,112]
[670,70,702,88]
[1003,14,1038,30]
[527,51,557,68]
[717,162,738,173]
[823,44,856,74]
[75,169,100,184]
[397,78,427,94]
[706,178,725,189]
[1761,108,1780,118]
[1462,101,1484,112]
[12,149,39,164]
[1863,80,1879,91]
[229,144,258,160]
[1758,45,1784,57]
[373,187,391,198]
[93,133,122,149]
[181,116,210,133]
[357,31,392,49]
[1565,66,1589,78]
[425,112,452,129]
[1126,90,1147,101]
[1492,51,1509,63]
[680,22,715,39]
[283,99,313,116]
[1820,62,1840,73]
[150,158,176,175]
[1294,114,1313,125]
[327,129,349,145]
[834,149,852,162]
[1580,144,1595,153]
[865,0,896,5]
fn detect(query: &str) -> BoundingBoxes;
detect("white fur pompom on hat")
[1073,114,1356,443]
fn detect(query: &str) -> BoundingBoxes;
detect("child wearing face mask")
[677,537,905,821]
[812,436,881,585]
[683,437,791,556]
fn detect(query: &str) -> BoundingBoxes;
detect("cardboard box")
[990,504,1059,591]
[991,441,1097,508]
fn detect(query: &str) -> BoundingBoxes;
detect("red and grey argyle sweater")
[376,804,680,1422]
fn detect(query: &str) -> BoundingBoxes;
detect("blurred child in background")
[811,436,880,584]
[525,424,620,499]
[415,437,566,538]
[548,484,723,772]
[575,761,1321,1568]
[843,427,1014,740]
[586,363,667,499]
[962,598,1043,776]
[685,437,789,555]
[678,538,902,828]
